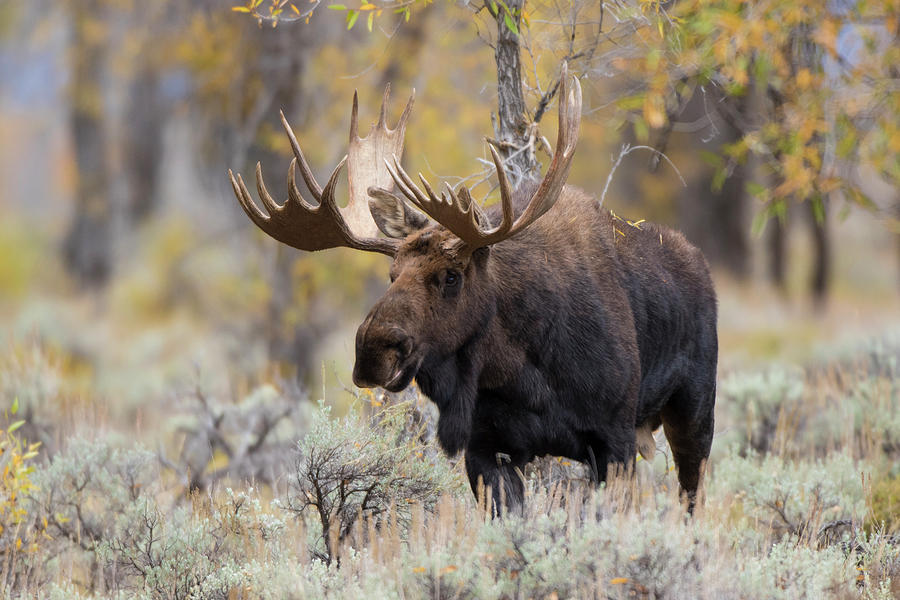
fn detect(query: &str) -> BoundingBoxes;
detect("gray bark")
[492,0,539,186]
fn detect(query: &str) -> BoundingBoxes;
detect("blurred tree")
[122,53,165,223]
[649,86,752,278]
[62,0,113,288]
[619,0,900,301]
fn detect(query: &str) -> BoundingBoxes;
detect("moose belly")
[470,376,636,466]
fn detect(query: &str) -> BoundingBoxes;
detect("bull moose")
[228,64,718,513]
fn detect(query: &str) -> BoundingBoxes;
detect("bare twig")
[600,144,686,207]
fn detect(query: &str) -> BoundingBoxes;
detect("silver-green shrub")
[710,449,866,542]
[280,399,464,565]
[716,366,805,457]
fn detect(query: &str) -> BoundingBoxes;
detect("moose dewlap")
[229,64,718,514]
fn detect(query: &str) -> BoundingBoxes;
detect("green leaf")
[616,95,644,111]
[346,9,358,29]
[746,181,767,199]
[711,165,727,193]
[11,397,18,415]
[810,195,825,225]
[8,420,25,434]
[837,131,857,159]
[328,4,346,9]
[633,117,649,142]
[751,210,769,237]
[489,1,498,16]
[503,12,519,35]
[699,150,723,168]
[367,10,374,32]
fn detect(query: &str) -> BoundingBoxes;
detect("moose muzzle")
[352,315,417,392]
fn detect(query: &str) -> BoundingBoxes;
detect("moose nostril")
[384,328,411,355]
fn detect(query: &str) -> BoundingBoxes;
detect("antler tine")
[286,158,315,211]
[443,181,462,209]
[255,161,283,215]
[487,145,515,237]
[320,155,348,212]
[515,62,582,224]
[230,170,268,226]
[281,111,322,202]
[417,173,444,206]
[444,182,489,234]
[386,155,433,210]
[452,184,489,227]
[349,91,360,141]
[396,88,415,133]
[377,83,390,128]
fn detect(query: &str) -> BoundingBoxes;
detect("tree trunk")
[793,27,831,305]
[123,62,165,223]
[493,0,539,186]
[768,214,786,290]
[808,199,830,308]
[62,0,112,289]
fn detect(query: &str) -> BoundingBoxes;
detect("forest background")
[0,0,899,597]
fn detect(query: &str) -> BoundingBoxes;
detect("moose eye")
[444,270,460,287]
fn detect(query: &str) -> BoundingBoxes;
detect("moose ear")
[368,186,429,239]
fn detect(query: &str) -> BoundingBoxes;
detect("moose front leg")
[464,448,527,517]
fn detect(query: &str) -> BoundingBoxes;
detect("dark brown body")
[354,182,718,512]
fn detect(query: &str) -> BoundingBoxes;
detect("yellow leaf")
[643,98,666,129]
[291,3,300,14]
[231,6,251,12]
[611,577,629,585]
[814,19,839,54]
[412,567,426,573]
[360,3,376,9]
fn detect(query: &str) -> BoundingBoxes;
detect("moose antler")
[384,62,582,253]
[228,86,415,256]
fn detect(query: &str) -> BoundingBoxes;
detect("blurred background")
[0,0,897,446]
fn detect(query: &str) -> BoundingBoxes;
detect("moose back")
[229,65,718,513]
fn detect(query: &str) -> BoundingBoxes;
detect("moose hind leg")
[661,385,715,512]
[464,449,526,517]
